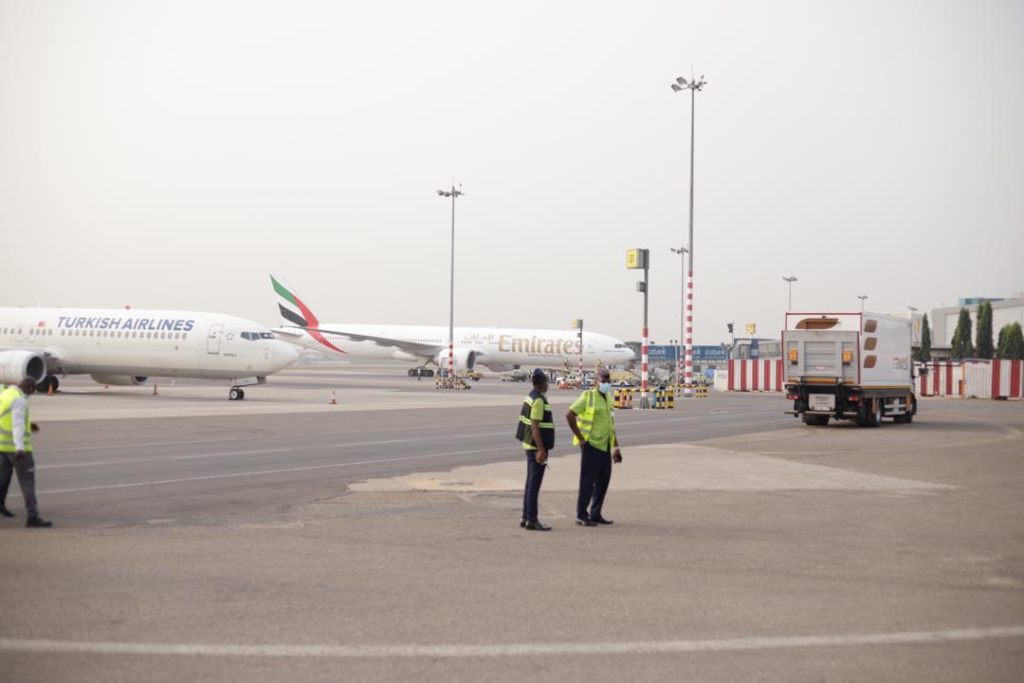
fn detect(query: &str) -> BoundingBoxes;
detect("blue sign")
[706,368,715,379]
[646,345,729,363]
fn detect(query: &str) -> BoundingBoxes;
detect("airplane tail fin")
[271,274,321,329]
[270,274,346,354]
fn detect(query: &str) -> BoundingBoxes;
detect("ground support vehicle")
[783,312,917,427]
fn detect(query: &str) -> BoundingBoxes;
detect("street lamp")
[857,294,868,312]
[671,246,689,385]
[671,72,706,396]
[782,276,798,311]
[437,183,464,385]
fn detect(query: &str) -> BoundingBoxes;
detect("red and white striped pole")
[685,268,693,396]
[578,320,584,387]
[641,326,649,406]
[670,73,706,398]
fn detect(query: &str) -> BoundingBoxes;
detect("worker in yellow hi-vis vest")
[0,378,52,527]
[565,366,623,526]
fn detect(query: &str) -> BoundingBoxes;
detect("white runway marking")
[39,447,512,494]
[1,627,1021,659]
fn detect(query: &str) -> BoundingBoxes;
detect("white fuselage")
[0,307,298,380]
[282,323,634,371]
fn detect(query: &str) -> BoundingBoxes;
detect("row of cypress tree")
[948,301,1024,360]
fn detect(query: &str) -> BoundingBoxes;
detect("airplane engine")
[90,374,150,386]
[0,350,47,385]
[435,348,477,371]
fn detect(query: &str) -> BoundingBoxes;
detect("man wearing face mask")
[566,366,623,527]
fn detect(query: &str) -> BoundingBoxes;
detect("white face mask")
[598,381,612,394]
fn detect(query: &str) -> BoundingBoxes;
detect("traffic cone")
[329,390,337,405]
[104,385,109,390]
[153,382,159,396]
[48,382,54,396]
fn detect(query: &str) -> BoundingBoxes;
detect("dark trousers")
[522,451,546,522]
[577,442,612,521]
[0,451,39,518]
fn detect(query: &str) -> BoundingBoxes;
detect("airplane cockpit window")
[241,332,252,340]
[260,333,275,339]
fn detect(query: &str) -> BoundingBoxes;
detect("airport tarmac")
[1,364,1022,682]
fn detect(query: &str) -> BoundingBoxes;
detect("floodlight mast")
[437,183,464,386]
[783,276,798,311]
[670,73,706,395]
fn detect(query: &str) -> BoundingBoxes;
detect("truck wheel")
[893,398,914,424]
[867,400,882,427]
[802,414,829,426]
[856,403,871,428]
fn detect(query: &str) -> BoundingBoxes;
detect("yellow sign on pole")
[746,323,757,335]
[626,248,648,270]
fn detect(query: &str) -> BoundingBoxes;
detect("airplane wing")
[295,326,444,357]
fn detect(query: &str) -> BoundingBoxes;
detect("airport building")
[930,294,1024,346]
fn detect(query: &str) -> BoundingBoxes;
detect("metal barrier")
[435,376,471,390]
[615,387,677,409]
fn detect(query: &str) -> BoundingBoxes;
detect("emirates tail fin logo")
[271,275,346,354]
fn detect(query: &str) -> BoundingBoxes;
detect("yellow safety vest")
[0,386,32,454]
[572,389,616,450]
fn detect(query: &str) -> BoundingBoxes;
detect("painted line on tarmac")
[40,432,516,469]
[1,626,1022,659]
[41,415,788,471]
[38,447,511,495]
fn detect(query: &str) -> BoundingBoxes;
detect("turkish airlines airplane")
[0,307,299,400]
[270,275,634,374]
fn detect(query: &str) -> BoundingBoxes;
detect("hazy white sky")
[3,0,1022,345]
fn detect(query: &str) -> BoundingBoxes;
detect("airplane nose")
[272,341,299,370]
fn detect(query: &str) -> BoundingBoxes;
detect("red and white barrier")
[727,359,784,393]
[725,358,1022,400]
[917,361,964,397]
[991,359,1024,400]
[916,360,1023,400]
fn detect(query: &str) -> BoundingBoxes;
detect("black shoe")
[590,516,614,525]
[575,518,597,527]
[25,516,52,528]
[524,520,551,531]
[519,517,527,528]
[0,505,14,518]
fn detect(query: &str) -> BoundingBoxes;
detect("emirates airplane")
[270,275,634,375]
[0,307,299,400]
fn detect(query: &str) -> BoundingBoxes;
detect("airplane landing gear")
[229,387,246,401]
[408,367,435,378]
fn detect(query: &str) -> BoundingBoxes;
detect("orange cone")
[329,390,337,405]
[48,382,54,396]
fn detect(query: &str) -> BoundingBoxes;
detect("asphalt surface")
[1,365,1022,681]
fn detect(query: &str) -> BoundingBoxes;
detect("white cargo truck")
[783,312,917,427]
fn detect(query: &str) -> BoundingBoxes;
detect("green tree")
[975,301,994,359]
[916,312,932,362]
[950,307,974,359]
[997,322,1024,360]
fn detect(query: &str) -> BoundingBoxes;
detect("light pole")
[858,294,868,312]
[437,183,464,385]
[671,72,706,396]
[782,276,797,311]
[671,246,689,385]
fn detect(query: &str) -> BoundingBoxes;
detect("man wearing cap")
[566,366,622,526]
[516,369,554,531]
